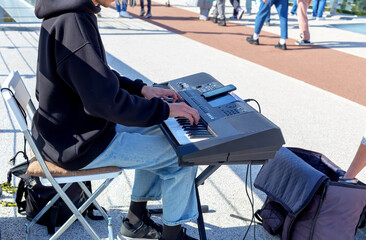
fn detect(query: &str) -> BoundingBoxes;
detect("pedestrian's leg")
[264,8,270,23]
[217,0,226,19]
[147,0,151,13]
[297,0,310,41]
[211,1,218,17]
[245,0,252,13]
[312,0,319,17]
[115,0,121,11]
[234,0,245,19]
[317,0,326,17]
[275,0,288,40]
[254,0,271,35]
[199,0,212,20]
[122,0,128,11]
[291,0,297,14]
[231,0,240,12]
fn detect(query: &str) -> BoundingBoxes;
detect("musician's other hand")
[141,86,182,102]
[168,102,200,125]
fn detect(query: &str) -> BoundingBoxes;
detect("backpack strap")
[47,202,59,234]
[254,209,263,223]
[15,179,27,213]
[85,181,104,221]
[255,198,287,235]
[87,205,105,220]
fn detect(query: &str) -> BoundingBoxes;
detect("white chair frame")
[1,71,122,240]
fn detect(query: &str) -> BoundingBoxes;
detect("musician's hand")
[168,102,200,125]
[263,0,268,3]
[141,86,182,102]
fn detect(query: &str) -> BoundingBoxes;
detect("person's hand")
[168,102,200,125]
[141,86,182,102]
[263,0,268,3]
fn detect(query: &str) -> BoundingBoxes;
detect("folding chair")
[1,71,122,240]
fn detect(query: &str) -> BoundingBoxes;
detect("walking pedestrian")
[246,0,289,50]
[116,0,132,18]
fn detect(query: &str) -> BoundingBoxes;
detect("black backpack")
[18,176,88,234]
[9,159,104,234]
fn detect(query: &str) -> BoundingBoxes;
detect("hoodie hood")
[35,0,100,19]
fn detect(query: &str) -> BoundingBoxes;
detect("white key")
[164,118,210,145]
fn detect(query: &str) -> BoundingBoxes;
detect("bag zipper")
[330,181,366,190]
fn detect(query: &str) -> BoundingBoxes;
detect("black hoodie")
[32,0,170,170]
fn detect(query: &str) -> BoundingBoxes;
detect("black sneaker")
[218,18,226,26]
[246,36,259,45]
[211,16,218,23]
[118,217,162,240]
[274,42,287,50]
[143,210,163,233]
[158,227,197,240]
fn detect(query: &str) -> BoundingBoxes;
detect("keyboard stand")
[149,162,266,239]
[195,165,221,240]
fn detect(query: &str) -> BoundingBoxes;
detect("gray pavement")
[1,1,366,240]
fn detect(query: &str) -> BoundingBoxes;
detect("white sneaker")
[120,11,132,18]
[316,17,325,20]
[237,8,245,20]
[295,40,311,45]
[116,12,121,18]
[145,12,152,18]
[199,15,208,20]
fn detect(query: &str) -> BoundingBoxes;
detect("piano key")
[187,131,210,135]
[164,118,212,145]
[183,126,207,130]
[189,135,213,138]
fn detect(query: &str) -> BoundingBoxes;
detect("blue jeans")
[82,125,199,226]
[264,2,274,23]
[312,0,326,17]
[246,0,252,13]
[115,0,128,12]
[291,0,297,15]
[254,0,288,39]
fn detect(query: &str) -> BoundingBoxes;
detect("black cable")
[244,99,261,113]
[250,162,256,239]
[1,87,29,163]
[1,88,28,124]
[242,162,256,240]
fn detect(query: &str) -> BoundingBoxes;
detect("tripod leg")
[196,184,207,240]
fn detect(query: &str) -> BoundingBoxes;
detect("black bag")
[32,179,86,229]
[254,147,366,240]
[15,176,87,234]
[9,163,103,234]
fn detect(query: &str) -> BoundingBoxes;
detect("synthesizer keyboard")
[157,72,285,166]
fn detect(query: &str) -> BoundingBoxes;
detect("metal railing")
[0,0,40,23]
